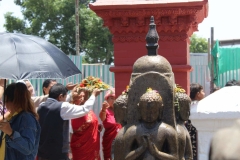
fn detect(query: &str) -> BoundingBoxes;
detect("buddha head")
[114,94,128,126]
[138,88,163,123]
[174,86,191,121]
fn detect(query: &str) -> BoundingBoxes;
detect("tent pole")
[210,27,214,93]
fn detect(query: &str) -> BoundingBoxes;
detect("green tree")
[80,9,113,64]
[190,34,208,53]
[4,0,113,64]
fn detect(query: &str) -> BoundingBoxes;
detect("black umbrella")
[0,32,82,118]
[0,32,81,80]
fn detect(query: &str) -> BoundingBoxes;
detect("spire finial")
[146,16,159,56]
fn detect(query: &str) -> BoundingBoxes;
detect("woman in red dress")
[99,88,122,160]
[70,88,101,160]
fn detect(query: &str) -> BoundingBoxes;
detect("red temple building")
[90,0,208,95]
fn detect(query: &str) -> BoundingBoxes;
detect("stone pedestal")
[90,0,208,95]
[190,86,240,160]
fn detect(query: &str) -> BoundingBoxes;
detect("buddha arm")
[148,129,178,160]
[124,127,146,160]
[185,133,193,160]
[125,144,146,160]
[149,142,178,160]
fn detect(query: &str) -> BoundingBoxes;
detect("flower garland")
[174,84,186,93]
[174,84,185,111]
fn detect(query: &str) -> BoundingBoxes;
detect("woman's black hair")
[225,79,240,87]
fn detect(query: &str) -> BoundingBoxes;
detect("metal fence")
[190,53,210,95]
[8,53,211,97]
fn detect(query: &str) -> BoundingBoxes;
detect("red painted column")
[110,40,146,96]
[159,40,192,94]
[90,0,208,96]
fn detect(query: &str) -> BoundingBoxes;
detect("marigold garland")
[174,84,186,111]
[174,84,186,93]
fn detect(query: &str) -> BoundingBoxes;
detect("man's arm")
[60,89,101,120]
[60,95,95,120]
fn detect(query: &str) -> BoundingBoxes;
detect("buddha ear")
[158,104,163,120]
[137,103,142,121]
[122,106,127,122]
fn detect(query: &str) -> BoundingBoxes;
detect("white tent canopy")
[190,86,240,120]
[190,86,240,160]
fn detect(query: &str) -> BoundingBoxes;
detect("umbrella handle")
[2,79,6,120]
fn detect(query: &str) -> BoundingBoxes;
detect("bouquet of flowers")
[76,76,111,93]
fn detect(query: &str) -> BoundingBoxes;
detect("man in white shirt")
[37,83,101,160]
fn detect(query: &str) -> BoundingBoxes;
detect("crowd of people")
[0,78,239,160]
[0,79,121,160]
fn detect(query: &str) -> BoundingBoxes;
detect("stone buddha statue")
[114,16,179,160]
[114,93,128,127]
[124,89,178,160]
[127,16,175,127]
[174,86,193,160]
[113,93,129,160]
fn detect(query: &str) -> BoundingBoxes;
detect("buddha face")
[114,95,128,125]
[179,101,191,121]
[139,101,161,123]
[114,104,127,125]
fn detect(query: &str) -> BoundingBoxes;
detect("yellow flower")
[174,84,186,93]
[146,87,153,92]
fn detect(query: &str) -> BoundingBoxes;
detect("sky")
[0,0,240,40]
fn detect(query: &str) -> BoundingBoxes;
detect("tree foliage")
[4,0,113,64]
[190,34,208,53]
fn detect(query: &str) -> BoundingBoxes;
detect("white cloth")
[66,93,72,102]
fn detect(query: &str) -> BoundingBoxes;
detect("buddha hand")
[146,135,158,156]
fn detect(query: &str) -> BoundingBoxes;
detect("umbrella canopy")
[0,32,81,80]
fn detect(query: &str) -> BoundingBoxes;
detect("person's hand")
[0,79,7,88]
[71,86,80,101]
[98,124,103,132]
[92,88,101,97]
[102,101,110,111]
[0,79,4,87]
[0,120,13,136]
[66,83,77,91]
